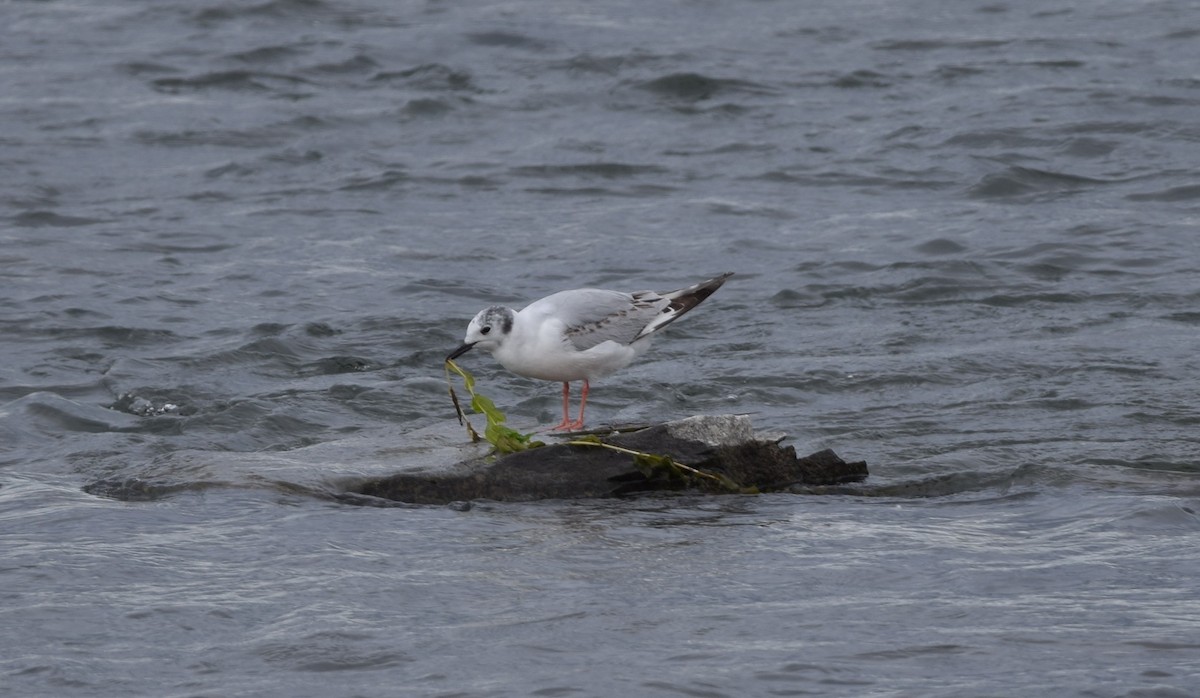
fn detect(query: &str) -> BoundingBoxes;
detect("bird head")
[447,305,514,361]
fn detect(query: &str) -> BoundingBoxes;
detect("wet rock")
[347,414,867,505]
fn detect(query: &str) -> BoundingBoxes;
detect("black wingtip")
[671,272,733,308]
[661,273,733,318]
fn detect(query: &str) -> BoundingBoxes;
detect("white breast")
[491,314,648,382]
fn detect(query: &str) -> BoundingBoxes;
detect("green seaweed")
[444,361,751,491]
[445,359,544,454]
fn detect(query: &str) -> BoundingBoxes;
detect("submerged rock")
[347,414,868,505]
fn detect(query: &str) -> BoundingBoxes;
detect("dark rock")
[347,415,867,505]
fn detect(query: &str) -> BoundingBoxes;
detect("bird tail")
[633,272,733,341]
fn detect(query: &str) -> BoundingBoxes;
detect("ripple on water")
[4,1,1200,694]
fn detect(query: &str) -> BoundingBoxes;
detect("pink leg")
[573,379,590,430]
[551,380,590,431]
[551,382,574,431]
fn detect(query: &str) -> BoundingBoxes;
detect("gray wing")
[522,288,668,351]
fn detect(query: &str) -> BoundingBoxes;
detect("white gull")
[447,272,733,431]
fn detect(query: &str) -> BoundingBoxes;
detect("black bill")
[446,342,475,361]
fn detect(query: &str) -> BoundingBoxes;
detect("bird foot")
[550,419,586,432]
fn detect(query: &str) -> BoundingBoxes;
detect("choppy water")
[3,0,1200,695]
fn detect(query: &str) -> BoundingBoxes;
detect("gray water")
[3,0,1200,695]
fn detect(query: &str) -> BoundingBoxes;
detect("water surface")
[3,1,1199,695]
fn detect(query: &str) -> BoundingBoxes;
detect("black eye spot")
[480,326,491,335]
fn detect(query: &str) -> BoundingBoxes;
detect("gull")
[447,272,733,431]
